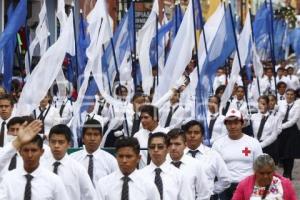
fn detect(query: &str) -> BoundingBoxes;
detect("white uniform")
[185,145,231,195]
[70,147,118,184]
[166,154,211,200]
[251,112,281,148]
[0,116,13,145]
[96,169,160,200]
[134,126,169,168]
[212,134,263,183]
[159,102,186,129]
[286,75,300,90]
[139,161,193,200]
[0,166,69,200]
[43,154,97,200]
[206,112,227,144]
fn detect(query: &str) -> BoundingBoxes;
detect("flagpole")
[71,4,79,86]
[249,7,261,95]
[25,23,32,74]
[155,13,159,86]
[131,0,138,92]
[267,0,278,99]
[228,1,254,135]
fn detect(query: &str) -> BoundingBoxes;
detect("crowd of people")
[0,55,299,199]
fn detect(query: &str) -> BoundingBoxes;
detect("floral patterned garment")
[250,176,284,200]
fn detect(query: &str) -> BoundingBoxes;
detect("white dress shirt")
[33,105,61,135]
[185,144,231,194]
[159,102,186,129]
[0,165,69,200]
[134,125,169,168]
[206,112,227,145]
[44,154,97,200]
[0,115,13,145]
[70,147,118,184]
[212,134,263,183]
[166,154,210,200]
[53,97,74,124]
[251,112,281,148]
[139,161,193,200]
[286,74,300,90]
[278,102,300,130]
[96,169,160,200]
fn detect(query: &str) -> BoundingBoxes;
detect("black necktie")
[24,174,33,200]
[283,104,292,123]
[171,161,182,168]
[87,155,94,183]
[8,153,17,171]
[0,121,6,147]
[121,176,130,200]
[189,150,199,158]
[59,102,66,117]
[155,168,163,200]
[257,115,268,141]
[131,113,140,136]
[164,107,173,127]
[53,161,61,174]
[147,132,152,165]
[208,115,217,139]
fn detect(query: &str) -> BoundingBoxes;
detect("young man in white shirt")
[167,128,210,200]
[96,137,160,200]
[140,132,193,200]
[213,108,263,199]
[46,124,97,199]
[70,119,118,184]
[183,120,231,199]
[134,105,168,168]
[0,94,14,146]
[0,135,69,200]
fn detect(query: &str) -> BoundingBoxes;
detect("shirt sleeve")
[195,165,211,200]
[252,140,263,161]
[213,151,231,194]
[0,142,17,172]
[282,105,300,129]
[0,179,8,200]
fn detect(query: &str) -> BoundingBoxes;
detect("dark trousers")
[282,158,294,179]
[219,183,238,200]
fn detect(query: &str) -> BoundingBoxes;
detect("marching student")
[45,124,97,199]
[0,94,15,146]
[167,128,210,200]
[0,135,69,200]
[182,120,231,199]
[96,137,160,200]
[213,108,263,199]
[140,132,193,200]
[70,119,118,184]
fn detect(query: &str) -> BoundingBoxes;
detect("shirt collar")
[20,164,42,177]
[149,160,168,173]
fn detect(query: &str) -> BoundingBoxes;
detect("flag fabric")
[196,4,236,141]
[152,0,200,103]
[0,0,27,92]
[25,0,49,76]
[221,11,252,109]
[137,0,159,95]
[16,11,75,116]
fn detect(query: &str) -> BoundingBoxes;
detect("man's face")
[287,68,294,75]
[40,95,50,108]
[265,69,273,78]
[255,165,274,187]
[236,88,245,100]
[49,133,70,160]
[277,84,286,95]
[168,136,186,161]
[170,92,180,105]
[225,118,243,140]
[185,125,202,150]
[268,96,277,110]
[116,147,140,176]
[83,128,101,154]
[0,99,13,120]
[258,99,268,113]
[133,96,145,112]
[140,113,157,131]
[8,123,21,136]
[149,137,168,166]
[20,142,44,173]
[208,97,219,113]
[285,90,295,104]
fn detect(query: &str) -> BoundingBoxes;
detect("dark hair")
[115,137,140,155]
[82,119,102,137]
[115,85,128,96]
[268,94,277,102]
[148,132,169,147]
[215,85,226,95]
[182,120,204,135]
[21,135,43,149]
[140,105,159,121]
[209,95,221,106]
[49,124,73,142]
[131,92,145,103]
[236,86,245,91]
[258,95,269,105]
[0,94,14,106]
[286,88,296,94]
[276,81,287,89]
[7,117,26,129]
[167,128,186,144]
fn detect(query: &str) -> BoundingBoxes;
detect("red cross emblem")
[242,147,251,156]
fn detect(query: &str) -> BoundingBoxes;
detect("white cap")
[285,64,294,69]
[224,108,243,122]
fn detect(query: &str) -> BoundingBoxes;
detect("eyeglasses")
[148,144,166,150]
